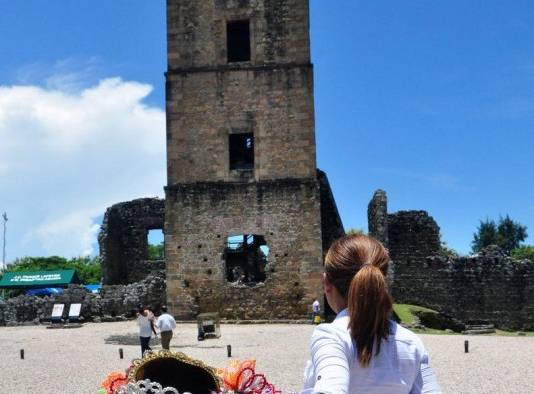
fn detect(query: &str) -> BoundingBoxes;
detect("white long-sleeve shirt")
[303,309,441,394]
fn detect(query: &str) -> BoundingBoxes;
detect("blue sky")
[0,0,533,261]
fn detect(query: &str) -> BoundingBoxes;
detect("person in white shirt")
[156,306,177,350]
[303,234,441,394]
[137,306,156,356]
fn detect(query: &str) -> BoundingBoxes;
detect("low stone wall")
[368,189,534,330]
[0,272,166,326]
[395,247,534,330]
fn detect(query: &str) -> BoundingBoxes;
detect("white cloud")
[0,77,166,259]
[31,209,102,257]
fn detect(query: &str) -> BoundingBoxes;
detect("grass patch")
[393,304,534,337]
[393,304,437,325]
[494,330,534,337]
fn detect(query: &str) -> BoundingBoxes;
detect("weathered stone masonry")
[368,190,534,329]
[0,273,166,326]
[99,198,165,285]
[164,0,342,319]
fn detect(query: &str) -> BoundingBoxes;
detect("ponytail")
[324,234,392,368]
[348,264,392,367]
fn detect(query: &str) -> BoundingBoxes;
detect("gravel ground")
[0,322,533,393]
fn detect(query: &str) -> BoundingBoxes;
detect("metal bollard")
[20,349,24,359]
[227,345,232,358]
[464,340,469,353]
[119,348,124,359]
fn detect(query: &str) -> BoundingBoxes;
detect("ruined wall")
[99,198,165,285]
[0,273,166,326]
[165,178,324,320]
[367,189,388,246]
[166,65,315,183]
[387,210,441,302]
[318,169,345,255]
[165,0,326,320]
[167,0,310,71]
[166,0,315,184]
[368,190,534,329]
[407,248,534,330]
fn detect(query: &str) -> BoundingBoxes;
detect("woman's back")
[303,309,440,394]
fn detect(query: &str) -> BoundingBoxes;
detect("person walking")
[311,298,321,324]
[137,305,156,356]
[156,306,176,350]
[303,234,441,393]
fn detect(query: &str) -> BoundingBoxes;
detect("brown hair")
[324,234,392,367]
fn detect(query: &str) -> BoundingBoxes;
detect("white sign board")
[68,303,81,318]
[51,304,65,318]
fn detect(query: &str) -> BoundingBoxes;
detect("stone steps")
[463,324,496,335]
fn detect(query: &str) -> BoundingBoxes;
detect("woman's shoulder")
[389,321,427,352]
[311,316,353,350]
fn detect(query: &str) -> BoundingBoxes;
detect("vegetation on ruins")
[511,246,534,262]
[5,256,102,284]
[439,241,460,259]
[472,215,528,254]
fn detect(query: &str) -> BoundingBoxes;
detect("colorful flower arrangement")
[99,371,129,394]
[98,357,281,394]
[216,359,281,394]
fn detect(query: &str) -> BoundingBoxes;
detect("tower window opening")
[227,20,251,63]
[225,235,269,285]
[147,229,164,261]
[229,133,254,170]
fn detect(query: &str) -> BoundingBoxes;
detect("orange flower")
[101,371,128,394]
[216,359,256,390]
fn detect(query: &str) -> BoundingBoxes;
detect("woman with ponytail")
[303,235,440,393]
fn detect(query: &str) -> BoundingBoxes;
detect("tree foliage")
[346,228,366,236]
[472,216,528,254]
[439,242,460,259]
[148,242,165,260]
[511,246,534,262]
[5,256,102,284]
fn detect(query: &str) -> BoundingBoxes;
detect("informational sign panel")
[51,304,65,319]
[68,303,81,318]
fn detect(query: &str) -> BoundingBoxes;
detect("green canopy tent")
[0,269,80,289]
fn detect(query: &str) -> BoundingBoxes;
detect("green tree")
[472,216,528,254]
[472,219,498,253]
[511,246,534,262]
[148,242,165,260]
[497,215,528,253]
[346,228,366,236]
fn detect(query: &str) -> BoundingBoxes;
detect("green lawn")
[393,303,534,336]
[393,303,437,325]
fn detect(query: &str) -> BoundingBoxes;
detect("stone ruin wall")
[165,171,344,320]
[0,273,166,326]
[99,198,165,285]
[368,190,534,330]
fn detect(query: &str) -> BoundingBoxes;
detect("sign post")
[51,303,65,325]
[68,303,82,324]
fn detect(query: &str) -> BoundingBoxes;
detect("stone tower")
[164,0,343,319]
